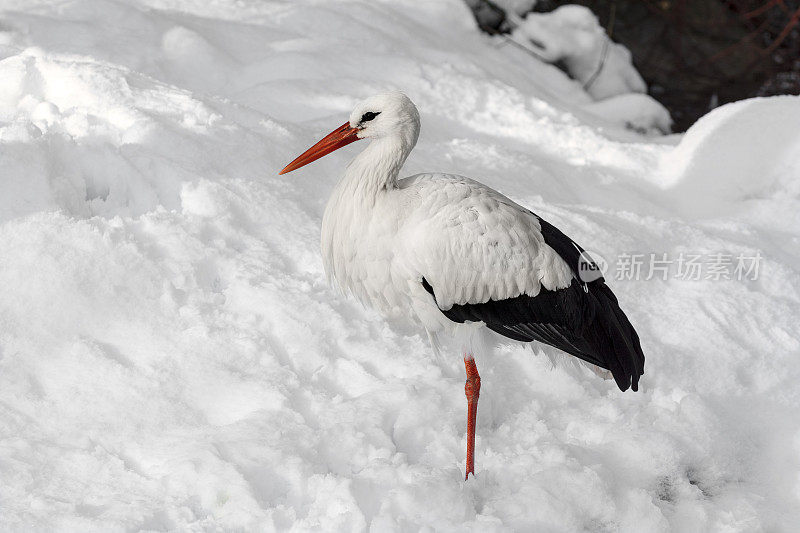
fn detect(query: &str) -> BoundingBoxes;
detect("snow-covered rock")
[513,5,647,100]
[510,4,670,134]
[0,0,798,531]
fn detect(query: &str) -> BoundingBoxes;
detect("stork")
[280,92,644,480]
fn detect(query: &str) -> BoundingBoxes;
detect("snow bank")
[584,93,673,136]
[0,0,799,531]
[660,96,800,225]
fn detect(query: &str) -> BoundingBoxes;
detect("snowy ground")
[1,1,799,531]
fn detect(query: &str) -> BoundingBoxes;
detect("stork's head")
[279,91,420,175]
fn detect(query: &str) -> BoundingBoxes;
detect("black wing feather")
[421,214,644,392]
[536,216,603,282]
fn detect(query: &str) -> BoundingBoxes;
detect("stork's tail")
[586,282,645,391]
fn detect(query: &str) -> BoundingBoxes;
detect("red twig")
[763,6,800,54]
[743,0,782,19]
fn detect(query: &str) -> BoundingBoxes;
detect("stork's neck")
[339,135,412,201]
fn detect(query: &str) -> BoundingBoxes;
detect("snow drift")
[1,0,799,531]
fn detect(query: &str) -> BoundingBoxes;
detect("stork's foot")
[464,356,481,480]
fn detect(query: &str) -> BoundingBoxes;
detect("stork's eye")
[360,111,380,123]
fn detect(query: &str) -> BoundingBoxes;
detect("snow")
[491,0,539,17]
[513,5,646,100]
[512,5,671,134]
[0,0,799,531]
[660,96,800,226]
[583,93,673,136]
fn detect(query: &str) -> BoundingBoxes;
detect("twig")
[583,37,610,91]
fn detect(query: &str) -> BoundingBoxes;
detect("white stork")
[280,91,644,480]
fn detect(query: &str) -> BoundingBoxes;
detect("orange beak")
[279,121,362,175]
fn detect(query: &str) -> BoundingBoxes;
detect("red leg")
[464,356,481,480]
